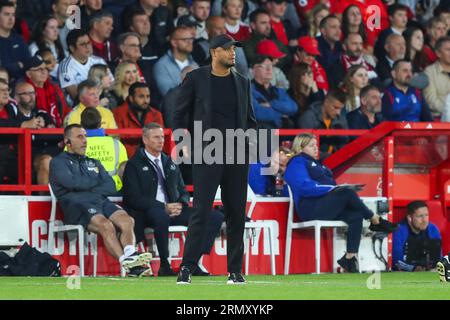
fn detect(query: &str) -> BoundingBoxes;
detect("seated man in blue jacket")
[393,201,442,271]
[382,60,433,122]
[49,124,152,277]
[251,55,297,129]
[122,122,224,276]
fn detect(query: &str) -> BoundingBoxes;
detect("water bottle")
[274,172,284,197]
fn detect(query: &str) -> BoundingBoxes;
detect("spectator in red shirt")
[89,10,118,68]
[294,0,330,26]
[341,5,375,55]
[266,0,297,47]
[222,0,251,42]
[424,17,447,64]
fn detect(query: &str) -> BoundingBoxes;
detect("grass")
[0,272,449,300]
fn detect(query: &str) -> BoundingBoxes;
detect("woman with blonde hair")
[285,133,397,273]
[299,4,330,38]
[340,64,369,113]
[112,61,140,106]
[88,64,118,110]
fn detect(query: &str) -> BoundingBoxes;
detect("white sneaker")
[121,252,152,272]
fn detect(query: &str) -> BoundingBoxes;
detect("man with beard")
[113,82,164,158]
[382,60,433,122]
[173,34,257,285]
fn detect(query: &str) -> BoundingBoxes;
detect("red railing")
[0,128,368,195]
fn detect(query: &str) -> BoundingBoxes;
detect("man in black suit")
[173,34,257,285]
[122,122,224,276]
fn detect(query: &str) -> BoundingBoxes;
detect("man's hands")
[165,203,183,217]
[20,117,45,129]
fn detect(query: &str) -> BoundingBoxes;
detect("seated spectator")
[111,61,140,107]
[298,3,329,38]
[222,0,251,42]
[424,17,447,64]
[249,146,292,196]
[288,62,324,119]
[374,4,409,62]
[38,48,59,82]
[79,0,103,32]
[251,55,297,129]
[14,0,46,35]
[347,85,384,130]
[28,16,66,81]
[284,133,397,273]
[341,64,369,113]
[341,5,374,55]
[153,26,198,96]
[393,201,442,271]
[434,6,450,35]
[113,82,164,158]
[88,10,118,69]
[64,79,118,129]
[122,122,224,276]
[176,14,200,39]
[298,89,348,159]
[403,26,432,74]
[0,0,30,83]
[316,15,343,73]
[88,64,118,110]
[424,37,450,119]
[58,29,108,103]
[49,124,153,277]
[266,0,297,47]
[294,36,329,92]
[80,107,128,192]
[51,0,71,56]
[25,54,70,128]
[190,0,211,40]
[376,33,406,87]
[382,59,433,122]
[329,33,378,90]
[123,0,174,57]
[243,8,290,70]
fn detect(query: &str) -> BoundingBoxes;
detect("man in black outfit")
[173,34,257,285]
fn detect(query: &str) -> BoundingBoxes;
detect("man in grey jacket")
[49,124,152,277]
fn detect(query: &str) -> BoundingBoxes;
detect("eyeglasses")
[17,91,35,96]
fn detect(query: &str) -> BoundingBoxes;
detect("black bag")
[0,242,61,277]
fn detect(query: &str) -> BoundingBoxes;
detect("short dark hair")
[129,82,150,97]
[0,0,15,12]
[67,29,89,53]
[64,124,83,140]
[249,8,269,24]
[406,201,428,216]
[388,3,409,17]
[435,36,450,52]
[392,58,411,71]
[360,85,380,99]
[81,107,102,130]
[124,7,147,31]
[434,6,450,18]
[319,14,339,30]
[252,55,272,67]
[325,89,346,105]
[89,10,114,30]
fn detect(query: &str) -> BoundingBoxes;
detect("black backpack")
[0,242,61,277]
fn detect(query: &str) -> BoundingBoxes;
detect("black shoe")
[437,255,450,283]
[127,265,152,277]
[176,266,192,284]
[337,255,359,273]
[369,218,398,233]
[158,263,177,276]
[121,252,153,272]
[192,267,210,276]
[227,272,246,285]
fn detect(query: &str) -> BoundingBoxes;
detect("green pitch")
[0,272,449,300]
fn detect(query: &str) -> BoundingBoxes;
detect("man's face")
[344,34,363,57]
[0,6,15,32]
[121,35,142,62]
[72,35,93,59]
[430,22,447,42]
[323,97,344,119]
[191,1,210,22]
[322,18,342,43]
[393,62,413,87]
[129,87,151,110]
[223,0,243,20]
[361,89,382,114]
[267,1,288,19]
[207,17,226,38]
[253,58,273,84]
[80,87,100,107]
[386,36,406,61]
[440,13,450,33]
[390,10,408,29]
[143,127,165,154]
[212,45,236,68]
[172,29,194,54]
[15,83,36,111]
[86,0,102,11]
[94,17,114,39]
[0,83,9,106]
[408,207,429,232]
[67,127,88,156]
[26,63,49,85]
[53,0,71,18]
[131,14,151,36]
[251,13,271,37]
[437,41,450,66]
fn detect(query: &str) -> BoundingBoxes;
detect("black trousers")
[143,206,224,263]
[182,163,249,273]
